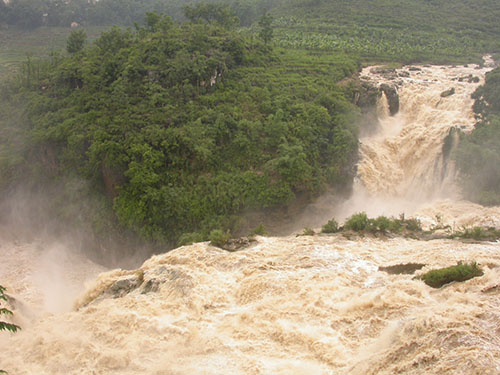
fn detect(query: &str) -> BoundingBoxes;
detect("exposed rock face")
[353,80,381,136]
[379,83,400,115]
[101,162,125,199]
[456,74,480,83]
[440,88,455,97]
[109,276,143,298]
[369,67,398,80]
[221,237,256,252]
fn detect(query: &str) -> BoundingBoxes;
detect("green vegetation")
[1,285,20,373]
[0,13,359,247]
[0,286,20,333]
[209,229,231,248]
[0,26,108,80]
[455,67,500,205]
[3,0,499,64]
[343,212,422,233]
[258,13,274,44]
[379,263,425,275]
[344,212,370,232]
[270,0,500,63]
[2,0,499,251]
[66,29,87,54]
[454,226,500,241]
[250,223,268,236]
[301,227,315,236]
[419,262,483,288]
[0,0,273,29]
[0,0,181,28]
[321,218,338,233]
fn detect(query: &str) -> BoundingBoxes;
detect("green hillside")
[0,15,359,247]
[270,0,500,63]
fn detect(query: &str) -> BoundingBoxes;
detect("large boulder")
[440,88,455,97]
[379,83,400,116]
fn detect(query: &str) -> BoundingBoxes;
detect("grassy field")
[0,26,109,80]
[269,0,500,64]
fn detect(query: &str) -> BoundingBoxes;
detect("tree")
[258,12,273,44]
[183,3,239,29]
[1,285,20,374]
[66,29,87,54]
[0,285,20,333]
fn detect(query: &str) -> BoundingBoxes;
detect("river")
[1,59,499,374]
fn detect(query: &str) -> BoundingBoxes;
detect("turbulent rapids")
[2,60,500,374]
[340,60,495,220]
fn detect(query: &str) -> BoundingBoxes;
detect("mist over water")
[2,59,500,374]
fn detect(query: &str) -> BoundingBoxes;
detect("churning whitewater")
[1,60,500,374]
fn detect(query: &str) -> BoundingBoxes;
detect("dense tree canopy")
[0,14,359,246]
[455,67,500,205]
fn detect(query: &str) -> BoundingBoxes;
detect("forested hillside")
[0,13,358,247]
[2,0,500,251]
[0,0,273,28]
[2,0,499,63]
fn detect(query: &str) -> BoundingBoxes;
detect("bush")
[457,226,500,241]
[344,212,370,232]
[302,227,315,236]
[209,229,231,248]
[372,216,392,232]
[404,218,422,232]
[419,262,483,288]
[250,223,268,236]
[321,218,339,233]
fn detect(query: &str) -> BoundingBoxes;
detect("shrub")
[419,262,483,288]
[209,229,231,248]
[457,226,500,241]
[372,216,392,232]
[302,227,315,236]
[250,223,268,236]
[344,212,370,232]
[321,219,339,233]
[404,218,422,232]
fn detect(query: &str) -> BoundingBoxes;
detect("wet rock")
[222,236,256,252]
[138,267,194,296]
[370,67,396,75]
[379,263,426,275]
[398,71,410,78]
[481,284,500,294]
[440,88,455,97]
[379,83,400,115]
[141,279,160,294]
[458,74,480,83]
[109,275,143,298]
[409,66,422,71]
[355,81,381,137]
[369,67,398,80]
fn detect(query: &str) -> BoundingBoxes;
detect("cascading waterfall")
[337,61,495,220]
[2,59,500,375]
